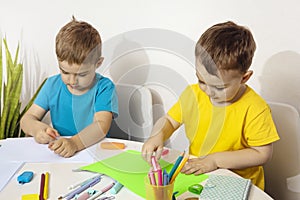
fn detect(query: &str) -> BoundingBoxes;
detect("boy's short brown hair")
[195,21,256,75]
[55,16,102,65]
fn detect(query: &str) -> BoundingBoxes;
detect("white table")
[0,137,273,199]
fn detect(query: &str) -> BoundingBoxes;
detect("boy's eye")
[215,86,225,90]
[61,70,69,74]
[198,80,206,85]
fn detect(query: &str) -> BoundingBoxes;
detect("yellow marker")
[43,172,49,199]
[21,194,39,200]
[169,156,188,184]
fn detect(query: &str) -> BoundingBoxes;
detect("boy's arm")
[182,144,273,175]
[48,111,112,158]
[142,114,181,163]
[20,104,58,143]
[72,111,112,151]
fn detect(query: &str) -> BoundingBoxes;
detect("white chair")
[109,84,153,142]
[264,102,300,200]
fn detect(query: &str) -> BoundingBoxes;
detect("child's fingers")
[48,139,62,151]
[143,149,154,164]
[155,147,163,161]
[46,128,60,139]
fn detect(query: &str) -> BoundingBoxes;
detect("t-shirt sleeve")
[95,78,119,118]
[245,106,280,146]
[168,100,183,123]
[167,86,194,124]
[34,79,51,111]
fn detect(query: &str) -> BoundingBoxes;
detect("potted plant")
[0,38,46,139]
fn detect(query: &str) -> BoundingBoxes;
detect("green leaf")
[0,39,23,139]
[0,38,2,139]
[9,102,21,138]
[0,38,2,119]
[5,66,22,137]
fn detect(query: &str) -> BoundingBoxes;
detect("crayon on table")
[39,173,45,200]
[43,172,49,200]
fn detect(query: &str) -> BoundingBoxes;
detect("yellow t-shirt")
[168,84,280,190]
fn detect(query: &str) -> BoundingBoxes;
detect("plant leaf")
[0,39,23,139]
[0,38,2,140]
[9,102,21,138]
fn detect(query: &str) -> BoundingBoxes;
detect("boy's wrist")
[70,135,84,152]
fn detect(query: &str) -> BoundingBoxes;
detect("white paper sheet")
[0,161,24,192]
[0,137,95,163]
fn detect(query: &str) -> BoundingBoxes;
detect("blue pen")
[163,169,169,185]
[168,151,184,182]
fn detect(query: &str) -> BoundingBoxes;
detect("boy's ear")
[96,57,104,68]
[241,70,253,83]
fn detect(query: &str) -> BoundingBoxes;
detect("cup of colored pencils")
[144,175,174,200]
[145,152,188,200]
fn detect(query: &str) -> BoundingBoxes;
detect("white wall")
[1,0,300,148]
[1,0,299,89]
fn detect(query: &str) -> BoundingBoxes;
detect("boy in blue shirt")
[21,17,118,157]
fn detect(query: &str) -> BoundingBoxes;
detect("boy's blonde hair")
[55,16,102,65]
[195,21,256,75]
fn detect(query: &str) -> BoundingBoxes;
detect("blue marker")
[163,169,169,185]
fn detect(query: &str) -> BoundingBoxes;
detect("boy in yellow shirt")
[142,21,279,190]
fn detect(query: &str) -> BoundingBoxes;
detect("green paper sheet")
[80,150,209,198]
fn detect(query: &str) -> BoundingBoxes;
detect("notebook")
[200,174,252,200]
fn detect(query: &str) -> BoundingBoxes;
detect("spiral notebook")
[200,174,251,200]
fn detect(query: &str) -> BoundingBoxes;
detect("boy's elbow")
[258,144,274,165]
[264,144,274,163]
[251,144,273,165]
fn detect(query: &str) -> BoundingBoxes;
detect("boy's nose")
[69,75,77,85]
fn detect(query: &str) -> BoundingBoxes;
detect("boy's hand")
[142,136,164,164]
[48,137,78,158]
[46,128,60,139]
[181,155,218,175]
[34,127,59,144]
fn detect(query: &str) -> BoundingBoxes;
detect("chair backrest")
[109,84,153,142]
[264,101,300,200]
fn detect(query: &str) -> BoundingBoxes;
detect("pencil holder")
[144,176,175,200]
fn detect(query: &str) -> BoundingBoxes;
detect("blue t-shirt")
[34,73,118,136]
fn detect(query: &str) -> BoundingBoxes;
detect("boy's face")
[196,60,251,105]
[58,59,102,95]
